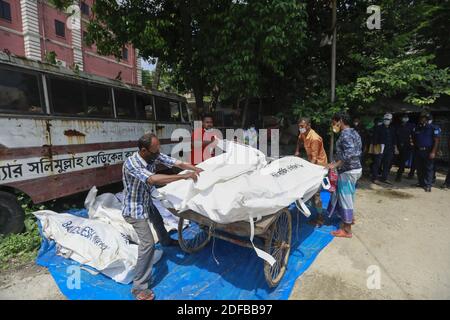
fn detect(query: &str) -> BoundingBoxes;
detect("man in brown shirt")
[295,118,328,226]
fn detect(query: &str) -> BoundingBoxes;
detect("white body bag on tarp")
[34,210,138,284]
[34,187,182,284]
[156,140,328,265]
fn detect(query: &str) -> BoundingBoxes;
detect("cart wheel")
[264,209,292,288]
[178,217,212,253]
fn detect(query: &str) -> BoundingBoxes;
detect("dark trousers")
[409,150,416,177]
[372,149,394,181]
[396,146,411,177]
[415,149,434,188]
[124,204,171,291]
[445,163,450,185]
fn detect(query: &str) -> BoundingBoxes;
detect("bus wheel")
[0,191,25,235]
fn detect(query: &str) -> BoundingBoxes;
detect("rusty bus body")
[0,53,191,234]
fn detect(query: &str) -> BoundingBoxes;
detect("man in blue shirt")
[122,132,203,300]
[395,114,415,182]
[412,113,441,192]
[371,113,396,184]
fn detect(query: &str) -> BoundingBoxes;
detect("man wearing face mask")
[395,114,415,182]
[412,113,441,192]
[295,118,328,226]
[122,133,203,300]
[371,113,397,184]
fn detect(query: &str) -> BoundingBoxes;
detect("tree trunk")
[210,85,220,112]
[192,84,204,119]
[241,98,249,128]
[152,59,162,90]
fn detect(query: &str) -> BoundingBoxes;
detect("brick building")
[0,0,142,85]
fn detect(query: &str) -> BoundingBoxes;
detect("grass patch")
[0,195,57,271]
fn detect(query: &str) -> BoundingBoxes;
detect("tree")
[51,0,309,118]
[292,0,449,123]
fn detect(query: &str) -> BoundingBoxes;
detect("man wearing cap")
[412,113,441,192]
[371,113,396,184]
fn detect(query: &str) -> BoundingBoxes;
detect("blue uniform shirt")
[413,124,441,148]
[396,122,414,148]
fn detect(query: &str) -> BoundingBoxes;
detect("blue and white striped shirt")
[122,152,176,219]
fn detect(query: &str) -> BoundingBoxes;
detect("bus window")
[0,67,43,114]
[49,77,85,116]
[155,97,181,122]
[155,97,170,121]
[85,83,113,117]
[169,101,181,122]
[114,89,136,119]
[181,102,189,122]
[136,93,155,120]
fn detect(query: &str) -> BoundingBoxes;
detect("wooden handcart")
[168,207,292,288]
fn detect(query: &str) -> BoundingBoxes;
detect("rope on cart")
[210,222,220,265]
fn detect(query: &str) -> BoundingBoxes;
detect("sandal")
[331,229,352,238]
[132,289,155,300]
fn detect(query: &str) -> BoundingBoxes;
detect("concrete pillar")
[20,0,42,61]
[136,49,142,86]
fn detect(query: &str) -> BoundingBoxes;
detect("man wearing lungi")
[327,113,363,238]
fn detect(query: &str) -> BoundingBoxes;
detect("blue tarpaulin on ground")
[36,191,336,300]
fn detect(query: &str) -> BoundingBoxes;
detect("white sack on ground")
[85,186,181,244]
[34,188,183,284]
[34,210,138,284]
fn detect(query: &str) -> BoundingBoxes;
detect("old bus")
[0,53,192,234]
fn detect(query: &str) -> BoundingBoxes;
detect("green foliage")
[50,0,309,112]
[339,55,450,109]
[142,65,180,92]
[0,195,54,270]
[49,0,450,122]
[44,51,58,65]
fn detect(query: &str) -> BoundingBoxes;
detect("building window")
[0,67,43,114]
[80,1,89,16]
[0,0,12,21]
[55,20,65,38]
[122,47,128,61]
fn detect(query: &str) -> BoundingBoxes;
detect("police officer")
[412,113,441,192]
[371,113,396,184]
[395,114,414,182]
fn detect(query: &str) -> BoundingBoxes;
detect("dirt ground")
[290,169,450,300]
[0,168,449,300]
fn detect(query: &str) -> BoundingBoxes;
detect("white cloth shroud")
[156,140,328,265]
[34,187,181,284]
